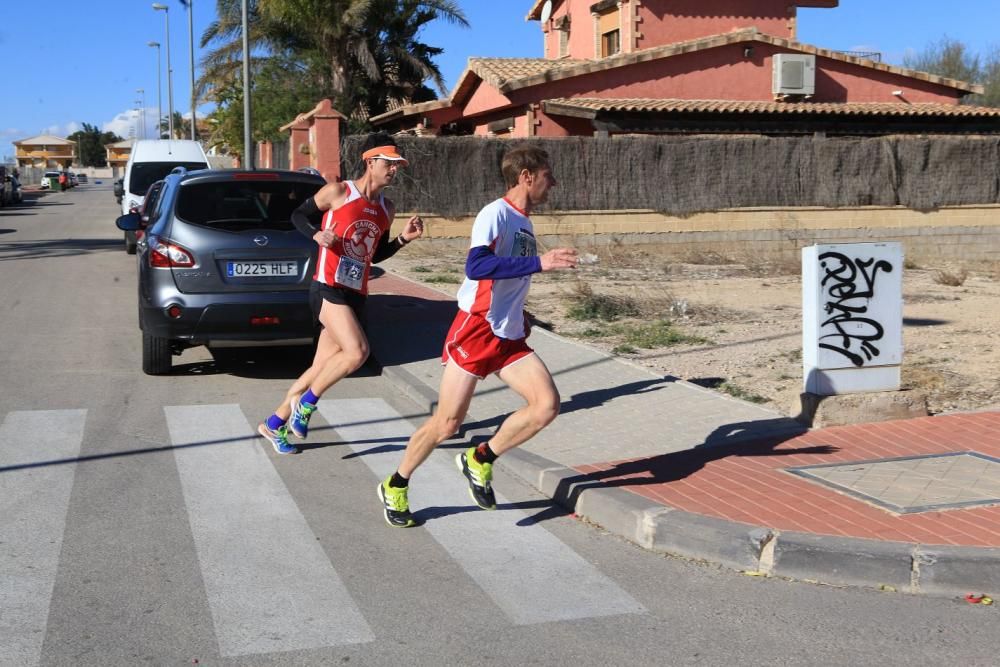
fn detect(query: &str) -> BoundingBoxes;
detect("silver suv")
[117,167,325,374]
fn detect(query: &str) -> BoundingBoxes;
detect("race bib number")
[335,256,365,290]
[514,230,537,257]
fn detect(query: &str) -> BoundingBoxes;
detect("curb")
[375,354,1000,598]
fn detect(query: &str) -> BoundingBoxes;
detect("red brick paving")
[369,272,453,301]
[576,412,1000,547]
[369,271,1000,547]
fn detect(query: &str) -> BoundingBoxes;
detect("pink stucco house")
[372,0,999,137]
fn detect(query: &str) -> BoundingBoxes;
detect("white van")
[120,139,209,216]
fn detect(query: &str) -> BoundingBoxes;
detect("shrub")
[933,269,968,287]
[565,281,640,321]
[424,274,462,284]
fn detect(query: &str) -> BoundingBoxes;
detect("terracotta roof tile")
[467,57,587,90]
[543,97,1000,118]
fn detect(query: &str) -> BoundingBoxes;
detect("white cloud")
[103,108,161,141]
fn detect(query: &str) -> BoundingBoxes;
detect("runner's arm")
[372,231,406,263]
[465,245,541,280]
[293,182,347,245]
[290,197,321,238]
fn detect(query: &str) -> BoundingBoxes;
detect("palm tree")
[159,112,207,141]
[359,0,453,118]
[198,0,467,121]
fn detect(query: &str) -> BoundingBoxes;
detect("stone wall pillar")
[280,99,346,180]
[257,140,273,168]
[310,99,345,182]
[288,122,311,171]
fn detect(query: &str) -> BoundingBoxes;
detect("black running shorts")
[309,281,367,328]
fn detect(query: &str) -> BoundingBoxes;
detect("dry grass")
[932,269,968,287]
[565,281,641,321]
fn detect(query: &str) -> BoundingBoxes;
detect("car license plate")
[227,261,298,277]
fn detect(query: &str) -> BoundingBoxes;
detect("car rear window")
[175,180,322,231]
[129,161,208,195]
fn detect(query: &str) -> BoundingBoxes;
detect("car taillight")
[148,236,195,268]
[250,316,281,326]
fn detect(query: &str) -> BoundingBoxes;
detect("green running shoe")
[456,446,496,510]
[257,422,298,455]
[377,478,415,528]
[288,396,317,439]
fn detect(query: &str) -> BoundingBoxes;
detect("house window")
[597,6,620,58]
[554,15,571,58]
[601,29,620,57]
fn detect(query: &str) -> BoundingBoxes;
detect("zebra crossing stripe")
[0,409,87,667]
[164,404,374,656]
[318,398,645,625]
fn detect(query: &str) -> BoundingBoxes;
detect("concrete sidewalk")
[366,269,1000,598]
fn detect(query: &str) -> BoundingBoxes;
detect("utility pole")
[242,0,253,169]
[184,0,197,141]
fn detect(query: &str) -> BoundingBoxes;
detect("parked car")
[113,178,124,203]
[7,175,22,204]
[116,167,325,374]
[68,172,79,187]
[76,173,88,184]
[40,170,61,189]
[124,179,165,254]
[0,166,10,206]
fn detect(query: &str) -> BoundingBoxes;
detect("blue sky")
[2,0,998,161]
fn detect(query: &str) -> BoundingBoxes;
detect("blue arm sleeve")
[465,245,542,280]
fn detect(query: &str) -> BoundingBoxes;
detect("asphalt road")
[1,183,998,666]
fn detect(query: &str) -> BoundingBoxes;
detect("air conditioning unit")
[772,54,816,96]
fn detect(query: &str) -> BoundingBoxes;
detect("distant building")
[373,0,1000,137]
[105,138,135,170]
[13,134,77,168]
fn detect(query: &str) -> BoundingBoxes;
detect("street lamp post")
[242,0,253,169]
[152,3,175,139]
[147,42,162,139]
[182,0,197,141]
[136,88,146,139]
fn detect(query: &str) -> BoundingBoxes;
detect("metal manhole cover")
[786,452,1000,514]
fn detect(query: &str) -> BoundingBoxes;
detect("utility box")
[802,242,903,395]
[773,53,816,96]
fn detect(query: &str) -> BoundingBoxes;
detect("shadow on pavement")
[0,238,121,261]
[451,377,675,443]
[366,293,458,366]
[169,345,382,380]
[520,419,828,525]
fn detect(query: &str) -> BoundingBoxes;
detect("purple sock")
[302,389,320,406]
[266,414,286,430]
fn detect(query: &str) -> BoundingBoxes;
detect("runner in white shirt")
[378,146,579,527]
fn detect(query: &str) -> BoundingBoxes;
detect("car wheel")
[125,230,137,254]
[142,330,172,375]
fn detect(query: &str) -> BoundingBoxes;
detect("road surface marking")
[166,404,373,656]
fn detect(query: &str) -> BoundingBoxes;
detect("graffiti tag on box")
[818,251,895,367]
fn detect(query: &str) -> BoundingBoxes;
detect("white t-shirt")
[455,197,538,339]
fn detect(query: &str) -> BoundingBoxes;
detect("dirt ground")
[382,240,1000,418]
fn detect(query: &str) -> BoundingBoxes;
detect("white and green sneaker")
[378,478,415,528]
[457,447,496,510]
